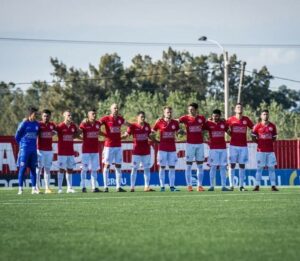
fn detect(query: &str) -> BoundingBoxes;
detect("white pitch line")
[0,192,298,205]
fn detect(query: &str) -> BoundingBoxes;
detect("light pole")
[198,36,230,119]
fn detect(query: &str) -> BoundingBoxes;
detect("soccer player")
[178,103,206,192]
[79,109,103,193]
[226,103,254,191]
[36,109,56,194]
[99,103,131,192]
[15,107,40,195]
[252,110,279,191]
[122,111,155,192]
[204,109,231,191]
[153,106,180,192]
[56,110,78,193]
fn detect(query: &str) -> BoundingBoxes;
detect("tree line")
[0,47,299,139]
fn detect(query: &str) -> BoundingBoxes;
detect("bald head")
[63,110,72,123]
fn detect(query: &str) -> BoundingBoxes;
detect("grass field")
[0,187,299,261]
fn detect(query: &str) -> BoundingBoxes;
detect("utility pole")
[237,62,246,104]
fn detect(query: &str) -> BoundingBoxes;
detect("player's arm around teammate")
[178,103,206,192]
[153,106,180,192]
[80,109,102,193]
[56,110,78,193]
[252,110,279,192]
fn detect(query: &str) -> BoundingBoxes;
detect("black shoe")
[239,186,248,192]
[82,187,87,193]
[117,187,127,192]
[104,187,109,193]
[92,188,102,193]
[253,186,260,191]
[271,186,279,191]
[230,186,234,191]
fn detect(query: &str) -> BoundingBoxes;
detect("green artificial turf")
[0,187,299,261]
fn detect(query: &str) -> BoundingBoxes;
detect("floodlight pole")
[198,36,230,119]
[237,61,246,104]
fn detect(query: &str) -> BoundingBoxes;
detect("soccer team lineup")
[15,102,279,195]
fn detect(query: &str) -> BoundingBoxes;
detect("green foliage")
[0,48,299,138]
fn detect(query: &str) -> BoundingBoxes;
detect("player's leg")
[102,147,112,192]
[57,156,67,193]
[29,151,39,194]
[208,149,217,191]
[158,151,167,191]
[90,153,100,192]
[66,156,76,193]
[254,152,264,191]
[185,144,194,191]
[195,144,205,192]
[114,147,126,192]
[268,153,279,191]
[130,155,140,192]
[36,150,42,191]
[168,152,179,192]
[44,151,53,193]
[238,147,248,191]
[81,153,89,192]
[142,155,154,192]
[229,145,238,190]
[17,151,28,195]
[219,149,230,191]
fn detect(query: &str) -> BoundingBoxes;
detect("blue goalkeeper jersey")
[15,120,40,151]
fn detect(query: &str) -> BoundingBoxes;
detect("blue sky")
[0,0,299,91]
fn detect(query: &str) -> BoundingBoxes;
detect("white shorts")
[208,149,227,166]
[256,152,277,168]
[157,151,177,167]
[229,145,248,164]
[132,154,151,169]
[37,150,53,169]
[58,155,76,170]
[102,147,122,165]
[81,153,100,171]
[186,143,204,162]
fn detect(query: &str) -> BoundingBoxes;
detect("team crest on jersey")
[145,127,149,131]
[243,120,247,125]
[172,125,175,129]
[269,127,273,131]
[118,120,122,124]
[35,126,39,130]
[50,125,53,130]
[198,119,202,123]
[96,125,99,129]
[71,128,75,132]
[220,124,225,129]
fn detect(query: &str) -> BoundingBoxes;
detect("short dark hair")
[261,109,269,114]
[28,107,38,114]
[188,102,198,110]
[235,103,243,107]
[163,106,172,111]
[137,111,145,116]
[42,109,51,115]
[212,109,221,115]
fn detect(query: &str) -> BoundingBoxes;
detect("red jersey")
[226,116,254,147]
[153,119,179,152]
[79,120,101,153]
[37,121,56,151]
[204,120,228,149]
[99,115,125,147]
[127,122,151,155]
[57,122,78,156]
[252,122,277,152]
[178,115,206,144]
